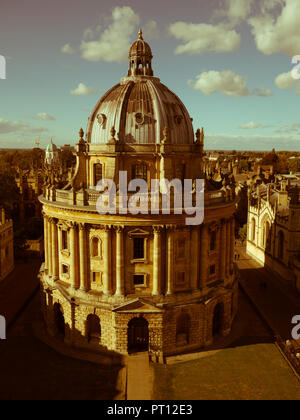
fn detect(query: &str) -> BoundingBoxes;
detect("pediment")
[128,228,150,238]
[113,298,163,313]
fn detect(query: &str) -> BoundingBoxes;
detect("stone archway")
[128,317,149,353]
[213,302,224,336]
[86,314,101,343]
[53,302,65,337]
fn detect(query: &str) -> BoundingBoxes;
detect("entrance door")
[128,317,149,353]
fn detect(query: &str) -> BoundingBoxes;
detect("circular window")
[97,113,106,126]
[135,112,144,125]
[174,115,183,125]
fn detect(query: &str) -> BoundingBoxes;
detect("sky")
[0,0,300,151]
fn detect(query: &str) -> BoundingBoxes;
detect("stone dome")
[129,29,153,64]
[46,139,58,152]
[86,30,194,146]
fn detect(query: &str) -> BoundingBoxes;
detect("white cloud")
[168,22,240,55]
[248,0,300,56]
[188,71,249,97]
[213,0,254,24]
[70,83,99,96]
[61,43,76,55]
[83,25,102,41]
[143,20,159,40]
[189,70,274,97]
[275,71,300,93]
[80,6,140,62]
[251,88,273,97]
[37,113,55,121]
[238,122,261,129]
[0,118,47,135]
[276,122,300,133]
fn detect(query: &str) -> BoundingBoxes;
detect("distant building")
[247,177,300,292]
[45,140,59,165]
[0,209,14,282]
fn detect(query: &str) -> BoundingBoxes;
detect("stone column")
[47,217,53,276]
[70,222,79,290]
[166,226,174,295]
[220,219,227,280]
[79,223,88,291]
[43,215,49,271]
[152,226,162,296]
[115,226,124,296]
[190,226,200,290]
[51,218,59,279]
[200,224,208,288]
[103,225,112,295]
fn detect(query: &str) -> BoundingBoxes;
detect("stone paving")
[126,352,154,400]
[236,244,300,341]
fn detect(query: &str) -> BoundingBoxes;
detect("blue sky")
[0,0,300,150]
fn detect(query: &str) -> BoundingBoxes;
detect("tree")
[288,158,300,174]
[0,171,20,218]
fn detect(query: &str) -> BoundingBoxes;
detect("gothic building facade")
[247,177,300,292]
[39,31,238,359]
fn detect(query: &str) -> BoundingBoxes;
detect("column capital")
[208,221,220,233]
[78,222,86,231]
[99,224,111,232]
[57,220,71,231]
[114,225,124,233]
[153,225,163,234]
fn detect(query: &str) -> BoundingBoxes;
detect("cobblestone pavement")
[0,293,123,400]
[236,244,300,341]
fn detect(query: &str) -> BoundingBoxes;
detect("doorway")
[128,317,149,353]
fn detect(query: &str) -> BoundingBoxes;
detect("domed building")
[39,30,238,360]
[45,139,59,165]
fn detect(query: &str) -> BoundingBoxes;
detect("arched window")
[86,314,101,342]
[132,163,147,182]
[262,220,271,250]
[210,231,217,251]
[278,230,284,260]
[176,313,190,346]
[94,163,103,186]
[251,218,256,242]
[91,237,101,258]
